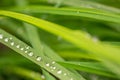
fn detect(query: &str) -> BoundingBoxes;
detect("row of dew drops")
[0,33,74,80]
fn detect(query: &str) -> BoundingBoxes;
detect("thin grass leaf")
[0,29,85,80]
[58,61,117,78]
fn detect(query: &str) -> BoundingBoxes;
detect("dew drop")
[50,66,56,70]
[25,50,28,53]
[9,37,12,40]
[20,48,24,51]
[52,66,56,70]
[26,46,30,49]
[57,70,62,74]
[28,52,34,56]
[4,38,9,42]
[0,34,3,39]
[10,42,15,46]
[16,45,20,48]
[41,75,45,79]
[52,61,55,64]
[64,73,67,76]
[46,63,50,67]
[70,78,73,80]
[36,56,42,61]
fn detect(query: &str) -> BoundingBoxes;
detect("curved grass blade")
[58,61,117,78]
[0,10,120,77]
[0,29,85,80]
[0,10,120,63]
[9,6,120,23]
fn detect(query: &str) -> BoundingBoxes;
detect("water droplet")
[50,66,56,70]
[36,56,42,61]
[57,70,62,74]
[26,46,30,49]
[4,38,9,42]
[52,66,56,70]
[0,34,3,39]
[10,42,15,46]
[16,45,20,48]
[20,47,24,51]
[28,52,34,56]
[64,73,67,76]
[41,75,45,79]
[52,61,55,64]
[9,37,12,40]
[46,63,50,67]
[25,50,28,53]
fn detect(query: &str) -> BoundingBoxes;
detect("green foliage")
[0,0,120,80]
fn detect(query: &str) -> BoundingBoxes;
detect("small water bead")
[0,34,3,39]
[25,50,28,53]
[52,66,56,70]
[64,73,67,76]
[36,56,42,61]
[9,37,12,40]
[28,52,34,57]
[52,61,55,64]
[16,45,20,48]
[57,70,62,74]
[26,46,30,49]
[50,66,56,70]
[20,47,24,51]
[4,38,9,42]
[41,75,45,79]
[46,63,50,67]
[10,42,15,46]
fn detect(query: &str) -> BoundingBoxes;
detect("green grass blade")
[9,5,120,23]
[0,10,120,78]
[0,29,85,80]
[58,61,117,78]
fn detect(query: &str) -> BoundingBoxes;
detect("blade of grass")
[8,5,120,23]
[0,10,120,64]
[0,10,120,78]
[0,29,85,80]
[58,61,117,78]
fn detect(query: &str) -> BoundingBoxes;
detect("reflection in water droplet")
[28,52,34,56]
[41,75,45,79]
[57,70,62,74]
[52,61,55,64]
[11,42,15,46]
[46,63,50,67]
[16,45,20,48]
[70,78,73,80]
[26,46,30,49]
[4,38,9,42]
[20,48,24,51]
[64,73,67,76]
[25,50,28,53]
[0,34,3,39]
[36,56,42,61]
